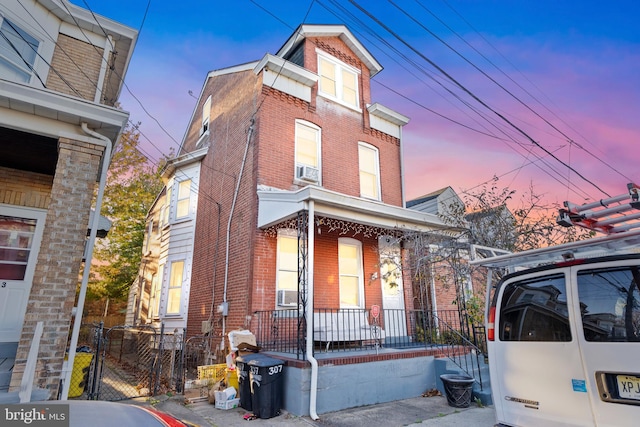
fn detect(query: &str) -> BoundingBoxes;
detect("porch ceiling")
[257,185,460,234]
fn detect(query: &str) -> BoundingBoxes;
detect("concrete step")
[434,355,493,406]
[0,342,18,359]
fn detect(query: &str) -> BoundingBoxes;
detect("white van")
[473,230,640,427]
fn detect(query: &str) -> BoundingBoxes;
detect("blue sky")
[74,0,640,206]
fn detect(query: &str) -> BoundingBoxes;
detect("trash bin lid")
[236,353,267,363]
[247,355,284,368]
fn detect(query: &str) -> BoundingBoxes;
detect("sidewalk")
[130,393,496,427]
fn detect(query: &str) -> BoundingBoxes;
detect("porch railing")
[252,308,486,360]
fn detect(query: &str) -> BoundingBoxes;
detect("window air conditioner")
[277,290,299,307]
[297,165,319,182]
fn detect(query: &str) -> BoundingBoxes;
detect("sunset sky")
[74,0,640,208]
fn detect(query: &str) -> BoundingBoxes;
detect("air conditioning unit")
[297,165,319,183]
[277,290,299,307]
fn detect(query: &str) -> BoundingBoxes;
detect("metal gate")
[71,322,184,401]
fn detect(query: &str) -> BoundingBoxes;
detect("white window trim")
[294,119,322,184]
[275,229,299,309]
[165,258,186,317]
[316,49,361,111]
[201,95,211,136]
[358,142,381,201]
[338,237,365,309]
[175,178,193,220]
[149,266,163,321]
[0,14,40,85]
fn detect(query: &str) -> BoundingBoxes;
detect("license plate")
[617,375,640,400]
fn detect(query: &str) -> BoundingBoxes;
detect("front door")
[379,236,406,337]
[0,205,46,343]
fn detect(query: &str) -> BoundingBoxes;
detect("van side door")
[573,261,640,427]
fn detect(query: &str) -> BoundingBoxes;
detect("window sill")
[317,93,362,113]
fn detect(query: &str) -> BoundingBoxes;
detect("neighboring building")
[130,24,462,415]
[0,0,136,399]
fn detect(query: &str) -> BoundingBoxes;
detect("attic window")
[0,16,39,84]
[317,50,359,109]
[201,95,211,135]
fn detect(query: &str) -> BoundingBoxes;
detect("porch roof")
[257,185,460,234]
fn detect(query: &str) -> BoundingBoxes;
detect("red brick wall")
[187,70,261,339]
[186,35,409,345]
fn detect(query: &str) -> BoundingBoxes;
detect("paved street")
[130,393,497,427]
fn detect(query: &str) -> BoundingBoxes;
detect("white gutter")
[222,120,255,343]
[60,123,112,400]
[306,200,319,420]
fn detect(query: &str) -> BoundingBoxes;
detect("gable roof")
[276,24,383,77]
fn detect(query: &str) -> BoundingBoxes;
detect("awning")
[257,185,461,234]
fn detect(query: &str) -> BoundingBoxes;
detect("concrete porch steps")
[0,342,18,392]
[434,352,492,406]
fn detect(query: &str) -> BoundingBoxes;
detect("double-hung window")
[166,260,184,315]
[0,16,39,84]
[317,51,359,109]
[294,120,321,183]
[176,179,192,219]
[201,96,211,135]
[338,238,364,308]
[276,230,299,307]
[358,142,381,200]
[149,266,162,320]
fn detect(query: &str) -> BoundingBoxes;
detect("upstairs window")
[338,238,364,308]
[294,120,321,183]
[0,16,39,84]
[201,95,211,135]
[176,179,192,219]
[358,142,381,200]
[317,51,359,109]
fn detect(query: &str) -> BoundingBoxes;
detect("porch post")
[306,201,319,420]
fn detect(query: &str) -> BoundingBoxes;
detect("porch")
[253,308,483,356]
[250,308,488,415]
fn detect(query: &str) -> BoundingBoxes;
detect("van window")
[577,266,640,342]
[499,274,571,341]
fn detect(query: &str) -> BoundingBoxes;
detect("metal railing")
[252,307,487,388]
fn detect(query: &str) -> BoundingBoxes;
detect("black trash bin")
[235,353,266,411]
[440,374,475,408]
[248,355,285,419]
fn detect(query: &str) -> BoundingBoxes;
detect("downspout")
[399,126,406,207]
[306,200,319,420]
[60,122,112,400]
[221,120,255,346]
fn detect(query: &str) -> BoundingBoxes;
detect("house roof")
[276,24,383,77]
[257,185,462,234]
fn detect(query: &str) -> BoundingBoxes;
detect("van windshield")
[577,266,640,342]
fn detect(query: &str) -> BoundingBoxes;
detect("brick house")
[0,0,136,400]
[130,24,466,415]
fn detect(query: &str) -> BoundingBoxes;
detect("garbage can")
[68,348,94,398]
[235,353,266,411]
[248,355,285,419]
[440,374,475,408]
